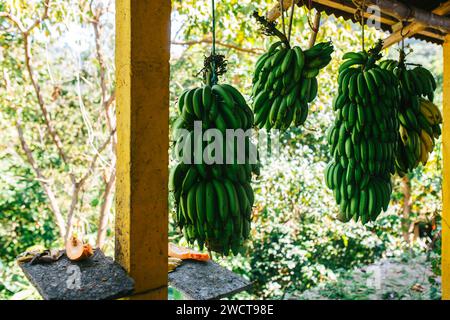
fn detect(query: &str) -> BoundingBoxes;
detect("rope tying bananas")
[251,11,334,131]
[379,58,441,176]
[325,41,400,224]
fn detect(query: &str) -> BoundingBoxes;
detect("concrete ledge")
[169,260,252,300]
[19,249,134,300]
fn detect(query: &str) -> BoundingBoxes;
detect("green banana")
[327,45,399,224]
[252,41,333,130]
[173,82,257,255]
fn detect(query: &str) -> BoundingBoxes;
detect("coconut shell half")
[66,236,94,261]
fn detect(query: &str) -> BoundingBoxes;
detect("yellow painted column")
[443,35,450,300]
[115,0,170,299]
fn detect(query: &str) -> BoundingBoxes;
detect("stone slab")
[19,249,134,300]
[169,259,252,300]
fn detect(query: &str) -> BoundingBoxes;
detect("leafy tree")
[0,0,442,300]
[170,1,443,298]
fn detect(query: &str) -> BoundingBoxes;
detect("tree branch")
[88,2,116,248]
[90,1,116,158]
[90,7,116,137]
[64,128,115,241]
[4,0,118,243]
[78,129,116,187]
[96,168,116,248]
[402,176,413,244]
[24,0,50,35]
[0,12,26,33]
[15,110,66,238]
[23,36,70,166]
[171,38,264,55]
[308,11,321,48]
[16,2,75,188]
[65,182,80,241]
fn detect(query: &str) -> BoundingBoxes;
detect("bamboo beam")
[314,0,396,23]
[267,0,450,42]
[366,0,450,31]
[383,1,450,49]
[267,0,295,21]
[311,0,398,25]
[417,29,446,41]
[115,0,170,299]
[443,34,450,301]
[267,0,397,25]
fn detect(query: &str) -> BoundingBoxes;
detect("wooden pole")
[115,0,170,299]
[366,0,450,31]
[382,1,450,49]
[443,34,450,301]
[267,0,450,33]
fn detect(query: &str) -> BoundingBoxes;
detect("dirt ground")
[296,255,441,300]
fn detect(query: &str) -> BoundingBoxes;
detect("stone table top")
[169,259,252,300]
[19,249,134,300]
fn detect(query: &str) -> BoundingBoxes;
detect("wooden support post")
[115,0,171,299]
[443,35,450,300]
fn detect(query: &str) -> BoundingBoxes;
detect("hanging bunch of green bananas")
[380,59,437,101]
[171,82,259,256]
[176,83,254,132]
[252,40,334,130]
[325,43,400,224]
[379,59,441,176]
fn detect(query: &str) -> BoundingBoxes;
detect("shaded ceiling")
[301,0,449,45]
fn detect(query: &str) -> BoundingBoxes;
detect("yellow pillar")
[115,0,170,299]
[443,35,450,300]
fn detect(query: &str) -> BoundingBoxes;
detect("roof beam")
[418,29,446,41]
[267,0,450,45]
[267,0,398,25]
[382,1,450,49]
[311,0,398,25]
[365,0,450,31]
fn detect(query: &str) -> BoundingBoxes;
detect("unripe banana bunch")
[252,41,334,130]
[171,83,259,256]
[379,59,441,176]
[177,83,254,131]
[325,49,399,224]
[380,59,437,102]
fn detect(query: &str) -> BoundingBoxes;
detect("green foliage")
[170,1,442,299]
[0,0,443,300]
[1,0,116,299]
[220,147,408,298]
[301,271,376,300]
[0,165,58,262]
[296,253,440,300]
[0,156,58,299]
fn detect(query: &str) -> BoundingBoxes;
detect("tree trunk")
[401,176,413,244]
[96,169,116,248]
